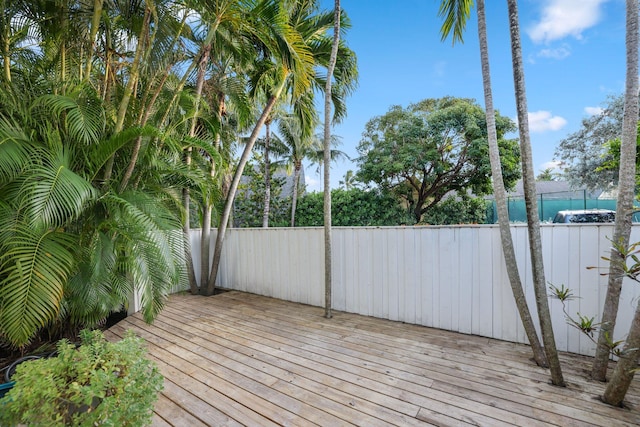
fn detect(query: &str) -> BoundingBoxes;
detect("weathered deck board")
[106,291,640,426]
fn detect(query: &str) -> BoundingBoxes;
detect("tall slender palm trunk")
[323,0,341,319]
[599,0,640,401]
[477,0,547,367]
[103,6,151,183]
[506,0,564,386]
[206,87,285,295]
[290,164,301,227]
[263,120,272,228]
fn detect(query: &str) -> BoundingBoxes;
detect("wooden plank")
[163,299,539,426]
[106,326,279,427]
[179,292,640,426]
[141,312,430,426]
[116,318,341,427]
[214,291,640,411]
[110,291,640,426]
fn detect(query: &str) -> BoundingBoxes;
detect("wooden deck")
[105,291,640,426]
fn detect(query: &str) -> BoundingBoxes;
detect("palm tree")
[206,0,357,295]
[506,0,564,386]
[260,104,288,228]
[339,170,356,190]
[323,0,341,319]
[278,114,317,226]
[204,0,316,295]
[438,0,547,368]
[0,0,206,348]
[600,0,640,404]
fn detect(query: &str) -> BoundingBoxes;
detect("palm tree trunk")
[290,164,301,227]
[477,0,547,367]
[263,121,272,228]
[200,158,216,289]
[595,0,640,387]
[103,6,151,183]
[84,0,103,82]
[206,85,285,295]
[2,21,10,83]
[603,300,640,405]
[201,97,224,292]
[506,0,564,386]
[323,0,341,319]
[184,44,211,294]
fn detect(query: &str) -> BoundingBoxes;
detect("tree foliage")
[295,189,411,226]
[555,93,640,190]
[594,126,640,191]
[355,96,520,222]
[0,0,359,345]
[234,157,290,228]
[420,196,490,225]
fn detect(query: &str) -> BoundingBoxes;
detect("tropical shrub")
[0,329,163,427]
[0,83,191,349]
[420,196,491,225]
[295,188,412,226]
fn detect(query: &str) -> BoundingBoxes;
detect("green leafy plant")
[0,329,163,427]
[420,196,492,225]
[294,188,412,226]
[549,283,624,354]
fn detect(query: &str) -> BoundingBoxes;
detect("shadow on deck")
[105,291,640,426]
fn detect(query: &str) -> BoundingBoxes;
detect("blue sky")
[305,0,627,191]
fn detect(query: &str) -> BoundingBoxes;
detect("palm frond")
[0,224,77,348]
[0,129,33,182]
[21,149,96,228]
[34,88,106,146]
[90,125,161,181]
[438,0,474,45]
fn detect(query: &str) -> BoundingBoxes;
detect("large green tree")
[555,93,640,190]
[355,96,520,223]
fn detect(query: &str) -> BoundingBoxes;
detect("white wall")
[190,225,640,357]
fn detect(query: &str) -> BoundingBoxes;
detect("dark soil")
[0,308,129,384]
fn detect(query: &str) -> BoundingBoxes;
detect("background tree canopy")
[295,189,411,226]
[355,96,521,222]
[555,93,640,190]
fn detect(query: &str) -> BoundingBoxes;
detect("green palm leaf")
[21,150,96,228]
[0,120,34,182]
[90,126,162,181]
[0,224,77,348]
[66,231,122,326]
[35,88,105,146]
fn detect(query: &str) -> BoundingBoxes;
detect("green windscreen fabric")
[487,198,618,223]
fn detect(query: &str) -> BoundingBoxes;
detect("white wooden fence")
[189,225,640,357]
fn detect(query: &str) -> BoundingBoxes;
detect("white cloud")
[540,160,564,170]
[305,175,320,191]
[584,106,604,116]
[537,45,571,60]
[432,60,447,78]
[528,0,608,43]
[527,111,568,132]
